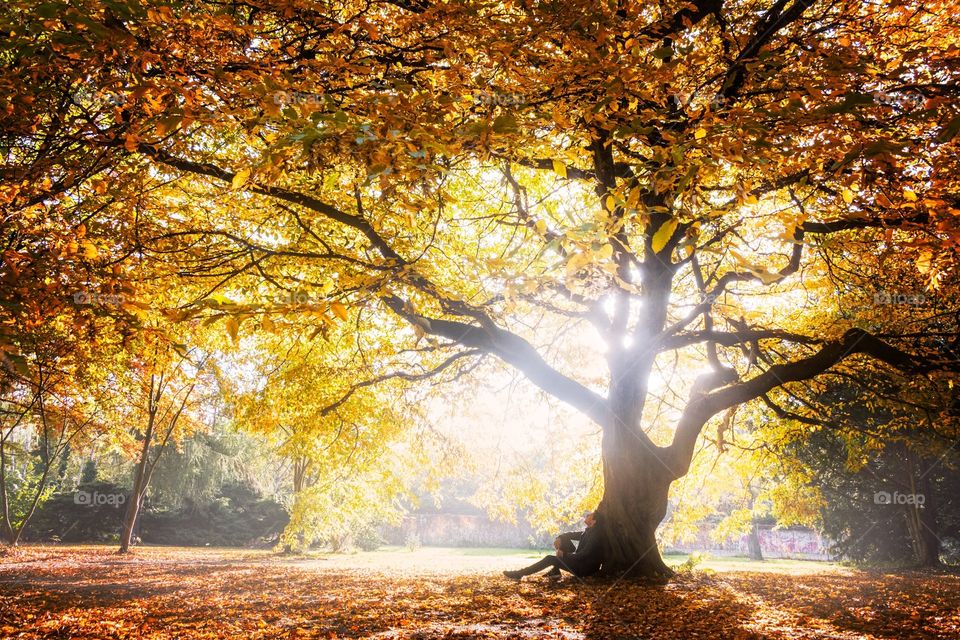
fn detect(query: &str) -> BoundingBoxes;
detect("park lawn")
[1,545,958,639]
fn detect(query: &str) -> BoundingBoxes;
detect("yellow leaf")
[331,301,349,321]
[565,252,591,277]
[651,218,679,254]
[916,249,932,274]
[261,315,276,333]
[744,194,759,206]
[81,242,98,260]
[694,128,707,140]
[552,159,567,179]
[596,243,614,260]
[605,195,616,212]
[231,169,251,190]
[842,189,854,204]
[534,219,547,235]
[903,188,918,202]
[225,317,240,343]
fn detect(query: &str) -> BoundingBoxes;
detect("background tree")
[229,323,419,552]
[115,341,210,553]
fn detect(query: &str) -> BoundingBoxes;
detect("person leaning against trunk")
[503,512,605,580]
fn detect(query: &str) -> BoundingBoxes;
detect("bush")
[23,481,128,543]
[140,482,288,547]
[25,481,288,548]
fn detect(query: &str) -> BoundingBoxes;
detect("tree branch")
[381,295,612,426]
[667,327,960,477]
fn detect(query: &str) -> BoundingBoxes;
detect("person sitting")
[503,512,605,580]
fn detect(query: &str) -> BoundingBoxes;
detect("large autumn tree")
[5,0,960,577]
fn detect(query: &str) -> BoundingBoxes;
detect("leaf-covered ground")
[1,546,958,639]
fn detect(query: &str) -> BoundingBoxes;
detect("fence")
[665,523,832,560]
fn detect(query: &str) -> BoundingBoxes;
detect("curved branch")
[667,327,960,478]
[658,328,823,351]
[381,295,612,426]
[130,142,497,325]
[319,349,483,417]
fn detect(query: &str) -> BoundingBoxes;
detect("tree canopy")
[3,0,960,577]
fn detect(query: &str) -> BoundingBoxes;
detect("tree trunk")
[119,463,147,553]
[597,423,674,581]
[119,401,154,554]
[596,274,677,582]
[904,450,941,567]
[746,489,764,561]
[909,462,940,567]
[747,522,764,561]
[910,505,941,567]
[0,437,15,546]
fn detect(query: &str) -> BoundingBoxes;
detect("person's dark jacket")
[558,522,605,576]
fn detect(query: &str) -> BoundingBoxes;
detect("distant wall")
[382,513,551,548]
[383,514,833,560]
[666,524,832,560]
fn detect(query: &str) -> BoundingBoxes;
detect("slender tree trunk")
[907,460,940,567]
[6,380,54,547]
[119,461,148,553]
[0,437,15,546]
[747,489,764,561]
[0,398,40,546]
[747,522,764,561]
[120,378,157,554]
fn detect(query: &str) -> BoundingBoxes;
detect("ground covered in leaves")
[1,546,958,639]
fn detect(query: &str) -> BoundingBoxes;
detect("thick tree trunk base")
[597,419,679,581]
[601,551,675,584]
